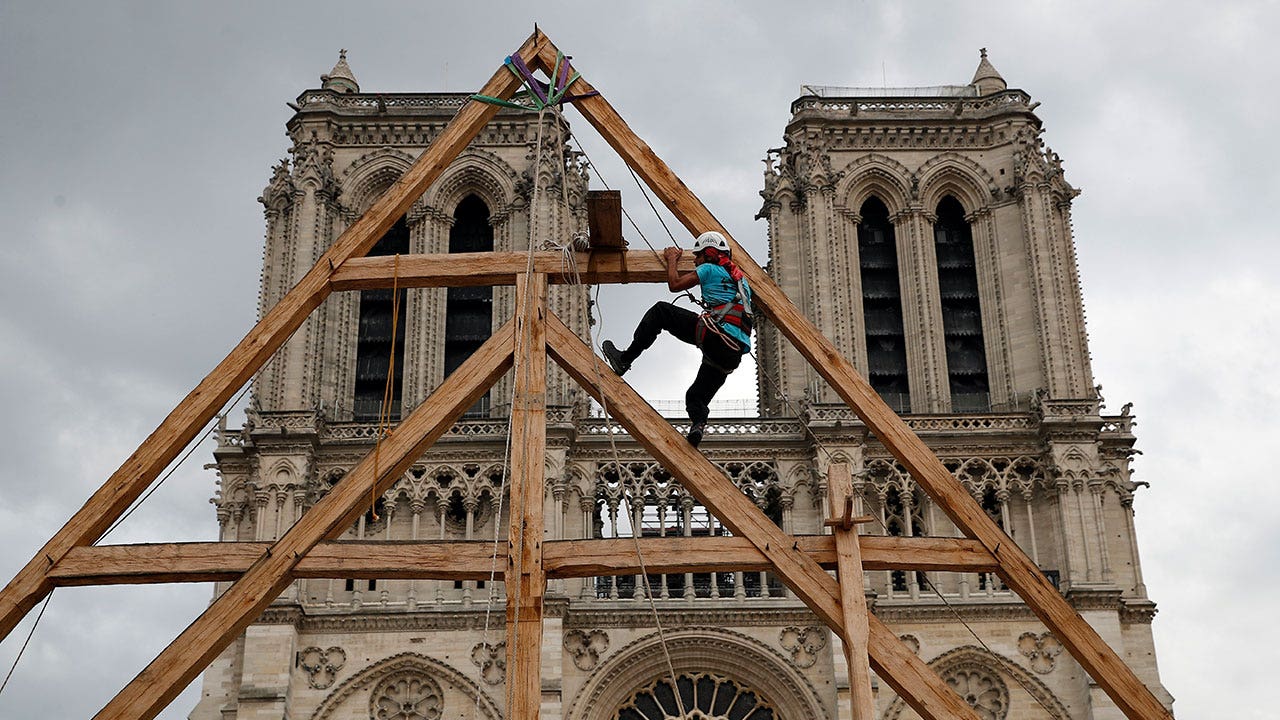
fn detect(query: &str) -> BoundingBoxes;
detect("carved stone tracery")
[369,671,444,720]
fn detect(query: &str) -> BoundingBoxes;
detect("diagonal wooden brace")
[535,35,1171,720]
[0,29,549,644]
[544,312,979,720]
[90,321,515,720]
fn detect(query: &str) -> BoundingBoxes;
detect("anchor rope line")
[564,131,676,265]
[370,253,402,522]
[544,109,684,709]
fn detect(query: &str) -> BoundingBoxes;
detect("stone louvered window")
[857,197,910,412]
[353,218,410,421]
[933,195,990,412]
[444,194,494,417]
[616,672,776,720]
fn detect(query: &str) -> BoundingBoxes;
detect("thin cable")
[587,283,688,718]
[101,380,253,541]
[565,133,671,263]
[624,162,681,249]
[0,589,53,697]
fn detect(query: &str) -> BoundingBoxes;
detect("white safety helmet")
[692,231,730,254]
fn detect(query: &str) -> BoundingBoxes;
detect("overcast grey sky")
[1,1,1277,718]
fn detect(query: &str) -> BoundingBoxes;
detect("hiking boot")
[601,340,631,376]
[687,421,707,448]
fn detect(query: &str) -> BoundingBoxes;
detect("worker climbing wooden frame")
[535,35,1172,720]
[0,28,1173,720]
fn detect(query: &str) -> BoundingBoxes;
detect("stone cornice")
[253,591,1151,634]
[1118,598,1159,624]
[1064,586,1126,611]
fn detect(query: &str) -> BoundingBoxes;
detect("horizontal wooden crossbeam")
[46,536,997,586]
[330,251,692,290]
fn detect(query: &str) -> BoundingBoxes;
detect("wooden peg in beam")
[824,495,875,532]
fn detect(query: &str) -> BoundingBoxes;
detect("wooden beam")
[0,30,548,645]
[505,273,548,720]
[544,312,980,720]
[541,40,1171,720]
[47,541,498,585]
[92,321,515,720]
[47,535,998,586]
[329,250,692,290]
[827,464,876,720]
[586,190,624,249]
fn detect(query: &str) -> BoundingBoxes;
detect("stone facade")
[192,52,1172,720]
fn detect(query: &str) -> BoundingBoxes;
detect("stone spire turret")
[971,48,1007,95]
[321,49,359,94]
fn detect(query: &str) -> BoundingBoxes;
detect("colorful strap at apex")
[471,52,600,111]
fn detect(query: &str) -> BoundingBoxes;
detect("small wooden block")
[586,190,626,250]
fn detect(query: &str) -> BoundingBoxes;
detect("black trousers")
[620,302,743,426]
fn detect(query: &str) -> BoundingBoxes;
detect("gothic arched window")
[857,197,910,412]
[445,195,494,416]
[353,217,409,421]
[934,196,990,412]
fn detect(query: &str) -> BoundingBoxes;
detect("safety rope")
[369,254,402,521]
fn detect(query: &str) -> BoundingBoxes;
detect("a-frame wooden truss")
[0,30,1172,720]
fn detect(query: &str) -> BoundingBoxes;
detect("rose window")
[615,672,775,720]
[370,671,444,720]
[944,667,1008,720]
